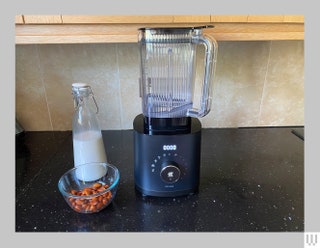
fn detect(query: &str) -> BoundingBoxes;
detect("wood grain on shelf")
[15,15,304,44]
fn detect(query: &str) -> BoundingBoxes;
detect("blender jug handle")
[187,31,218,118]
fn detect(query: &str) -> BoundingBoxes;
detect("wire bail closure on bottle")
[91,92,99,114]
[72,83,99,114]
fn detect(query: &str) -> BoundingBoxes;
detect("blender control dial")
[160,161,181,183]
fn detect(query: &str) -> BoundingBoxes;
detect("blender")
[133,26,218,197]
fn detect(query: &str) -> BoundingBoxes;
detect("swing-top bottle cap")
[72,83,93,96]
[72,82,89,89]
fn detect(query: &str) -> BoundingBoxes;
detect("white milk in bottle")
[73,130,107,166]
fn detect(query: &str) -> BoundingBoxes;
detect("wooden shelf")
[15,15,304,44]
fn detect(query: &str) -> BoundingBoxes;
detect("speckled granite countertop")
[16,127,304,232]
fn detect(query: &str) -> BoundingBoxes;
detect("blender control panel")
[133,114,202,197]
[149,152,186,184]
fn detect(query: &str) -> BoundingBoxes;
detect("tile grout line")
[258,41,272,125]
[36,45,53,131]
[115,44,124,129]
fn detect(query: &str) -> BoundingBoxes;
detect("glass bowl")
[58,162,120,214]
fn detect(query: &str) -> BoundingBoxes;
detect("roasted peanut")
[67,183,112,213]
[92,183,102,189]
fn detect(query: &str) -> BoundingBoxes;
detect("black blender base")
[133,114,202,198]
[135,185,199,197]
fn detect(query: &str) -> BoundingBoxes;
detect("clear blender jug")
[138,25,218,132]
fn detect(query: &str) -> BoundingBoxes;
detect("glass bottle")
[71,83,107,180]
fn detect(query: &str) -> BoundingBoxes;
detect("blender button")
[160,165,180,183]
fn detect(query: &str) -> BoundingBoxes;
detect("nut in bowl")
[58,162,120,214]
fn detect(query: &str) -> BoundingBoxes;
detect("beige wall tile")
[259,41,304,126]
[16,45,52,131]
[202,41,271,128]
[15,40,304,131]
[117,43,141,129]
[37,43,121,130]
[37,44,75,130]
